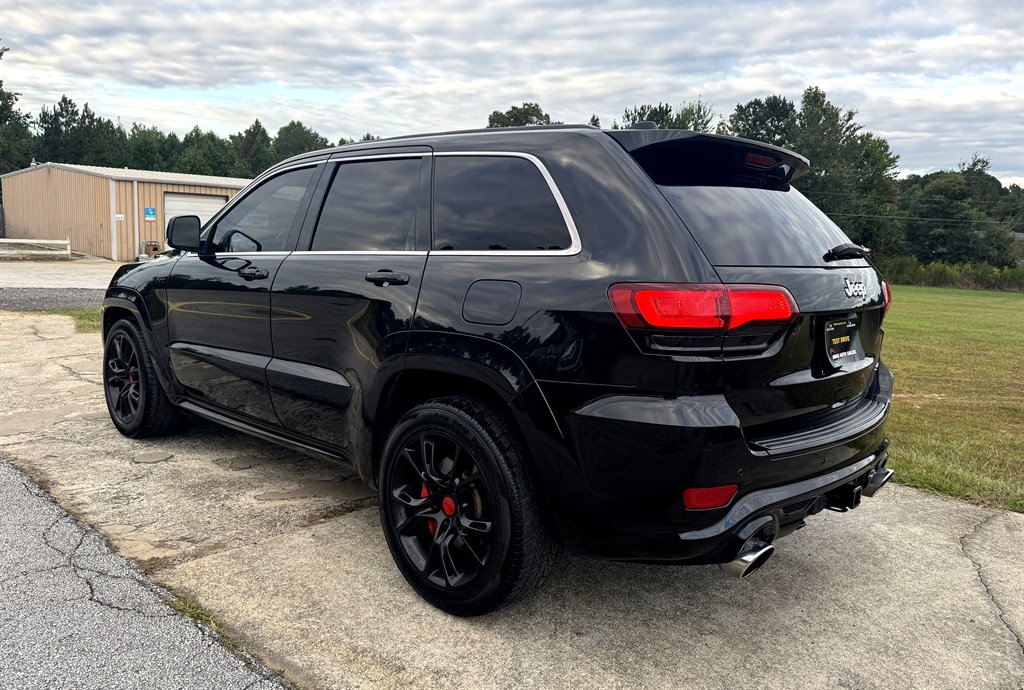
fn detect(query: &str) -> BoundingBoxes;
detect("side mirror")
[166,215,203,253]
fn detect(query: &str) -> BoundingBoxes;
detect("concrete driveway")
[1,312,1022,690]
[0,257,125,311]
[0,257,125,289]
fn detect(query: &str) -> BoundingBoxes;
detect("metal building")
[0,163,250,261]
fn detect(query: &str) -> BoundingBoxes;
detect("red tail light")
[881,280,891,315]
[608,283,797,331]
[683,484,738,509]
[744,152,777,169]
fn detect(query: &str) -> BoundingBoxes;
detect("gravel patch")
[0,288,106,311]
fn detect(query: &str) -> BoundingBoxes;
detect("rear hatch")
[609,131,891,455]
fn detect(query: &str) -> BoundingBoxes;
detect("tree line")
[21,95,379,179]
[1,45,1019,268]
[489,94,1022,269]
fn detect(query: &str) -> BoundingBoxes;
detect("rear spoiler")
[605,130,810,186]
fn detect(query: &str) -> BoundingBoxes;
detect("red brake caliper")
[421,484,437,536]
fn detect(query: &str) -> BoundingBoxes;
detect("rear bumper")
[679,443,885,543]
[535,362,894,564]
[674,442,891,564]
[554,439,892,565]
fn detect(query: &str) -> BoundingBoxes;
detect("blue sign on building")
[144,207,157,222]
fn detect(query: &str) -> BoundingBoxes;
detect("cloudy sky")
[3,0,1022,184]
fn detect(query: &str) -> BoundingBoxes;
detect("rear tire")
[103,318,182,438]
[378,396,557,616]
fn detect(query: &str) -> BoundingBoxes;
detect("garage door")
[164,193,229,225]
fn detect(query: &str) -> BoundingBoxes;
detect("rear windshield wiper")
[824,243,870,262]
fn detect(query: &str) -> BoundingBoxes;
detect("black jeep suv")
[102,125,893,615]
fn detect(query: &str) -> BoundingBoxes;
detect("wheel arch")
[365,347,564,493]
[102,290,149,335]
[102,292,176,394]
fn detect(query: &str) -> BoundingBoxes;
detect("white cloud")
[2,0,1021,181]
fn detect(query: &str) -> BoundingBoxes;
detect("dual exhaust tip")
[719,455,894,579]
[720,537,775,579]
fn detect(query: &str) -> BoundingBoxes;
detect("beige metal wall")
[2,167,243,262]
[147,183,237,253]
[1,166,113,259]
[113,180,134,262]
[113,182,240,261]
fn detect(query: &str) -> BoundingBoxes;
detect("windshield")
[659,185,867,267]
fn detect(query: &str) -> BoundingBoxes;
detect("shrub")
[873,256,1024,291]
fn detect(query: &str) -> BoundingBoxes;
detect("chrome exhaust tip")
[720,537,775,579]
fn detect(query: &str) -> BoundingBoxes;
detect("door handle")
[238,266,269,280]
[364,270,410,287]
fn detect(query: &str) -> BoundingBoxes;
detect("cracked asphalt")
[960,513,1024,661]
[0,461,286,690]
[1,300,1023,688]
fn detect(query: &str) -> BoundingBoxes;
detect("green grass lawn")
[883,285,1024,511]
[41,307,103,333]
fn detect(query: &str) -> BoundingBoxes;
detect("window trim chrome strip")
[288,250,429,256]
[178,251,293,258]
[199,151,583,258]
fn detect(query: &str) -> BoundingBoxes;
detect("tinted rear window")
[311,158,422,252]
[659,185,863,267]
[433,156,571,251]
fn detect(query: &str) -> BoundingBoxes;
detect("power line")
[807,189,1023,211]
[827,212,1017,225]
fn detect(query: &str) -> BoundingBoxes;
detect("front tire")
[103,318,182,438]
[378,397,556,616]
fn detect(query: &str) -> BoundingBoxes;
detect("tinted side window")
[311,158,422,251]
[433,156,571,251]
[210,167,315,252]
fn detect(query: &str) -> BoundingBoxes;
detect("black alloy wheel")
[378,397,557,616]
[102,318,182,438]
[387,430,496,590]
[105,331,141,426]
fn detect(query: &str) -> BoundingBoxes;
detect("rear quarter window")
[432,155,572,251]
